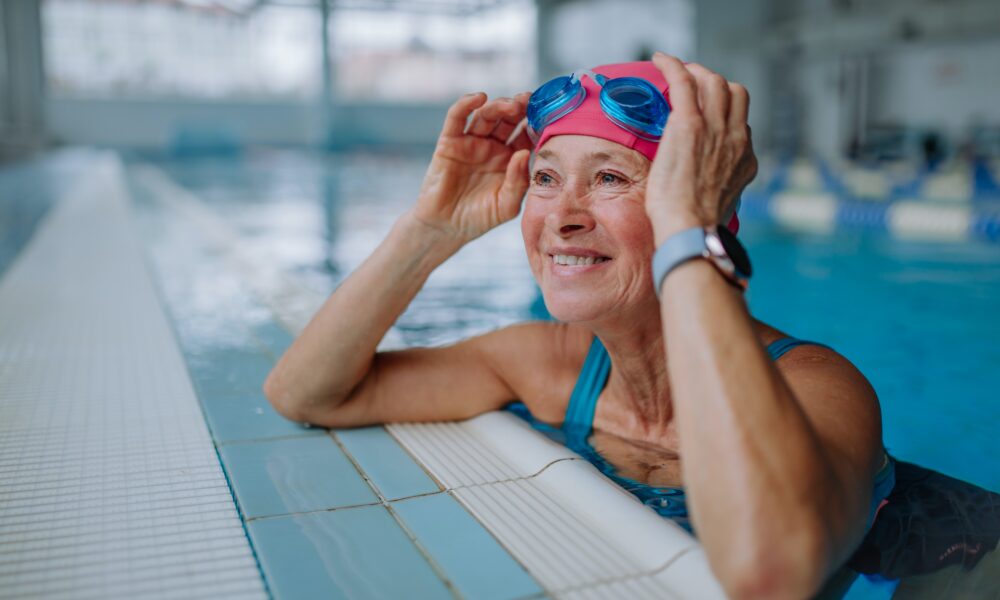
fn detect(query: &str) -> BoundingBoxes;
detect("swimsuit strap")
[562,335,831,434]
[765,337,831,361]
[562,336,611,433]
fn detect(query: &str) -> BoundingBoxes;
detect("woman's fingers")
[464,97,525,137]
[498,149,532,220]
[442,92,487,137]
[685,63,730,130]
[491,93,532,145]
[442,91,533,153]
[652,52,700,118]
[727,81,750,130]
[491,120,517,144]
[504,117,534,151]
[505,93,535,150]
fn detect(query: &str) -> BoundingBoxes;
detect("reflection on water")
[152,150,538,349]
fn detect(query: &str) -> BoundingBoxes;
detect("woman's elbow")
[263,368,362,428]
[717,525,828,600]
[263,369,310,423]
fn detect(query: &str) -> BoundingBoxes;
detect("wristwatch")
[651,225,752,296]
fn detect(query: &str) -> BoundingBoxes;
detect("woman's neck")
[590,309,676,443]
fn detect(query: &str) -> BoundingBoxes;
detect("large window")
[42,0,536,103]
[43,0,320,99]
[331,1,536,102]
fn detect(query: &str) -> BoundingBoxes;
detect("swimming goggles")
[525,70,671,143]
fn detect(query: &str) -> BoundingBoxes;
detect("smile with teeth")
[551,254,611,266]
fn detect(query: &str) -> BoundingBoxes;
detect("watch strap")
[651,227,706,298]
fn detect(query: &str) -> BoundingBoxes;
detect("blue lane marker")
[392,493,543,600]
[837,200,889,231]
[973,159,1000,199]
[336,427,440,501]
[971,211,1000,242]
[248,505,452,600]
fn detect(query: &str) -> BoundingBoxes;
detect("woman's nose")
[546,187,596,236]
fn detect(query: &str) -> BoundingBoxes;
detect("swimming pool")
[139,148,1000,597]
[146,148,1000,490]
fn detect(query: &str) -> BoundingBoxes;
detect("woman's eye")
[533,172,555,186]
[599,172,625,185]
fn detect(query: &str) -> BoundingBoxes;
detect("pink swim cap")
[533,61,740,234]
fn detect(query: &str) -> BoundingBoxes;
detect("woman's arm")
[264,91,534,426]
[646,53,882,599]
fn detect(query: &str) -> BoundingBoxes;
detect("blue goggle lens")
[600,77,670,141]
[527,75,586,134]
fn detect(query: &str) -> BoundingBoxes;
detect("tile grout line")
[327,430,465,600]
[213,431,324,447]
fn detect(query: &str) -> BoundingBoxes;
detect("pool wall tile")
[251,320,295,358]
[336,426,440,500]
[391,493,542,600]
[200,390,320,443]
[247,505,452,600]
[186,348,276,394]
[220,436,377,518]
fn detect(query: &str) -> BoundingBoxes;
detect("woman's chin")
[541,292,613,323]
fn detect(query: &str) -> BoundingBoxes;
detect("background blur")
[0,0,997,160]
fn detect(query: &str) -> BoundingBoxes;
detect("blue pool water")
[135,149,999,598]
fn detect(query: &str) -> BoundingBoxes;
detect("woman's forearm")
[659,259,846,598]
[263,89,532,422]
[264,211,462,421]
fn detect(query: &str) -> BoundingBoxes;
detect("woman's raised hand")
[410,92,534,246]
[645,53,758,244]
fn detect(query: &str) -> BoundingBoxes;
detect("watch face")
[715,226,752,278]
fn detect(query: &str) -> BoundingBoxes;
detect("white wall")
[798,57,849,158]
[793,37,1000,158]
[546,0,694,70]
[870,38,1000,137]
[694,0,769,146]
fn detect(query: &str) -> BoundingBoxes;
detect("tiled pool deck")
[1,150,722,599]
[0,152,265,599]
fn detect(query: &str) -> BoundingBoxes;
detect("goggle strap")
[506,117,533,147]
[571,69,605,86]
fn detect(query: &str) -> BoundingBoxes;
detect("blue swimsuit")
[509,336,896,534]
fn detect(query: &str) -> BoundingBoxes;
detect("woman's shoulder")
[477,321,593,424]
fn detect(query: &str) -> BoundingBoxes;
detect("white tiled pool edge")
[135,160,726,599]
[0,153,267,599]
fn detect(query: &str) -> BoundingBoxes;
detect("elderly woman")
[264,53,893,599]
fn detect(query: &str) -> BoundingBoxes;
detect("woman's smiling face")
[521,135,657,323]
